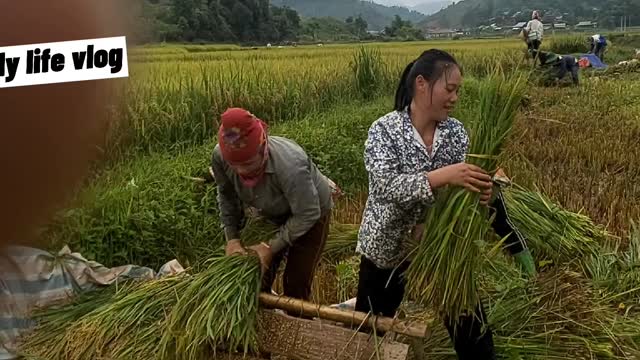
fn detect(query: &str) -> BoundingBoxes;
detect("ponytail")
[394,61,415,112]
[392,49,461,114]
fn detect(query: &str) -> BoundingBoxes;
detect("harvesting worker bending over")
[537,51,580,86]
[210,108,333,303]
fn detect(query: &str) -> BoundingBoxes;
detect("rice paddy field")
[20,35,640,359]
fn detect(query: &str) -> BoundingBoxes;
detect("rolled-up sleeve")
[365,121,435,206]
[211,148,244,242]
[269,160,321,254]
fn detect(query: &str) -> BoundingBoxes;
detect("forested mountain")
[270,0,425,30]
[129,0,427,43]
[133,0,302,43]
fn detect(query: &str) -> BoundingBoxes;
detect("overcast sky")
[373,0,437,6]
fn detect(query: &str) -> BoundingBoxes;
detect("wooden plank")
[259,293,429,339]
[256,309,409,360]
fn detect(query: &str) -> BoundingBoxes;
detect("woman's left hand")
[247,243,273,275]
[480,186,492,206]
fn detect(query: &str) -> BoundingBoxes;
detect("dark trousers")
[527,39,541,58]
[489,191,528,255]
[352,194,527,358]
[261,214,330,304]
[593,43,606,61]
[354,256,496,360]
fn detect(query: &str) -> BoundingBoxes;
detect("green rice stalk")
[18,285,119,359]
[413,253,640,359]
[405,68,527,325]
[502,184,606,267]
[18,275,189,360]
[335,256,361,303]
[583,219,640,306]
[160,253,262,359]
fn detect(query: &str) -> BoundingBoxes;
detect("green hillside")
[271,0,425,29]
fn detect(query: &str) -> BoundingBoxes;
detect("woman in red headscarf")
[210,107,335,302]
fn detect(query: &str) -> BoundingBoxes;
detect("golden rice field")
[52,36,640,267]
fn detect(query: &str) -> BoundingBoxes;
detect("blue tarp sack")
[580,54,608,69]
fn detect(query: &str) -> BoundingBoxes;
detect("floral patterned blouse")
[356,108,469,269]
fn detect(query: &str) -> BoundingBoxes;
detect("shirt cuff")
[224,226,240,241]
[421,172,435,203]
[269,236,288,254]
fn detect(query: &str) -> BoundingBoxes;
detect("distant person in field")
[524,11,544,58]
[210,107,336,304]
[589,34,608,62]
[538,51,580,86]
[354,49,536,360]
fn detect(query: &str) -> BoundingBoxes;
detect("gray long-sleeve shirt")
[211,136,333,254]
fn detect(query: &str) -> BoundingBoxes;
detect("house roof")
[512,22,527,28]
[427,29,457,34]
[576,21,595,26]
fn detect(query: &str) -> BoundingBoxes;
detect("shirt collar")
[264,148,275,174]
[401,109,447,158]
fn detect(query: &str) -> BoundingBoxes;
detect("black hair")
[394,49,462,112]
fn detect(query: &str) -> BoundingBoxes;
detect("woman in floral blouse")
[354,49,497,359]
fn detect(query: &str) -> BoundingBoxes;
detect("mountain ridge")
[271,0,426,30]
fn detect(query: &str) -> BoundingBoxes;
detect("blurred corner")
[0,1,141,258]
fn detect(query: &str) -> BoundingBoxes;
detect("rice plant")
[350,46,388,100]
[548,35,589,55]
[501,184,606,267]
[405,67,528,326]
[19,276,187,360]
[160,253,262,359]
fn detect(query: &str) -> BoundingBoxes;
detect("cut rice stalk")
[160,252,262,359]
[405,68,527,325]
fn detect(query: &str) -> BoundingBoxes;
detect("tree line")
[128,0,426,44]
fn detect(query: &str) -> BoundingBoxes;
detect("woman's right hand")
[429,163,493,194]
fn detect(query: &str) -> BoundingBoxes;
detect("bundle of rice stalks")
[414,253,640,359]
[160,253,262,359]
[405,68,527,323]
[501,184,606,267]
[18,286,118,359]
[19,276,188,360]
[20,252,263,360]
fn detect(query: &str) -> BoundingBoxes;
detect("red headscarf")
[217,108,269,187]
